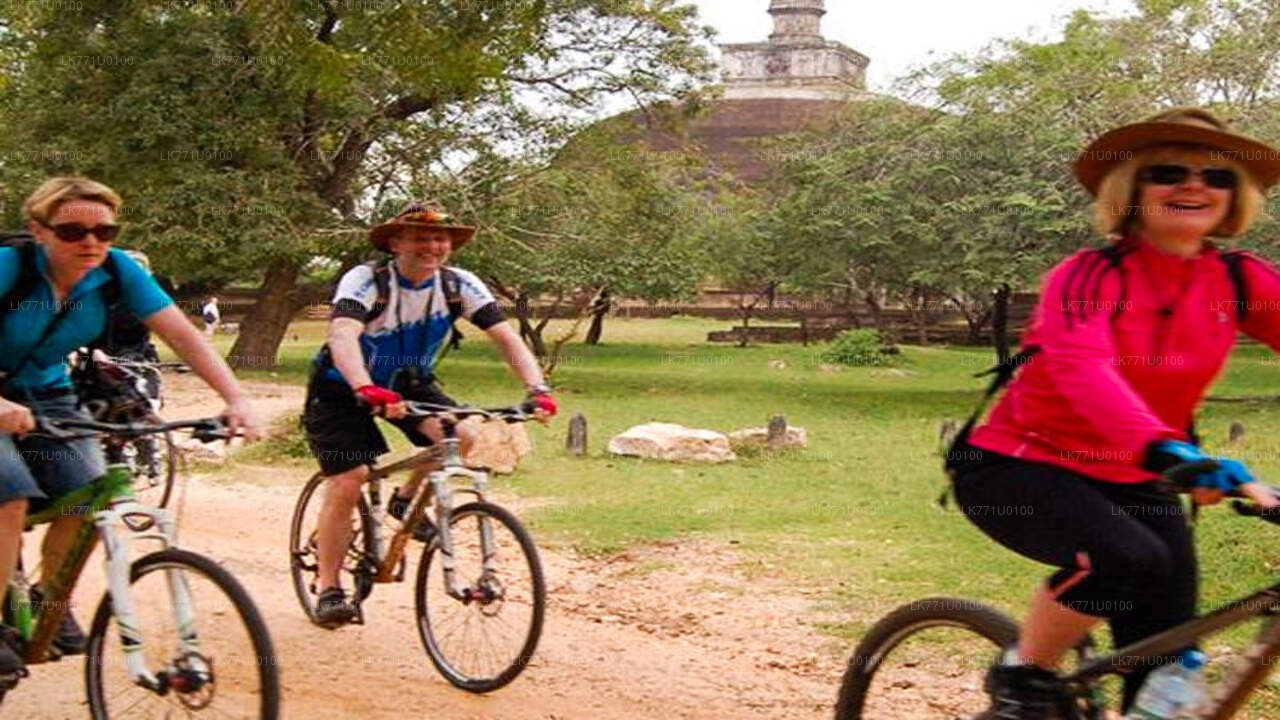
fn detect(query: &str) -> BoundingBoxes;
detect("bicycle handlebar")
[355,396,538,424]
[34,415,230,443]
[1159,461,1280,525]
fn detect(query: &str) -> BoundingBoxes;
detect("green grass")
[212,317,1280,714]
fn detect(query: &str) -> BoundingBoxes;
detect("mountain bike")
[0,415,280,719]
[72,352,187,509]
[289,399,545,693]
[835,467,1280,719]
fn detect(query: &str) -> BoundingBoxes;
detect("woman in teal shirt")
[0,176,263,681]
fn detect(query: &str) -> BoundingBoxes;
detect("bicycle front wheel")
[415,501,545,692]
[835,597,1018,720]
[84,548,280,720]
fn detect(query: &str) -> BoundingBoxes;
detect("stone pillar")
[769,0,826,44]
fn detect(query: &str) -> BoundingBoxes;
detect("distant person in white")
[201,296,220,336]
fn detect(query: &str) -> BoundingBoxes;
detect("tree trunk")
[863,291,884,333]
[585,288,610,345]
[512,294,546,358]
[738,303,751,348]
[992,283,1011,364]
[226,259,304,369]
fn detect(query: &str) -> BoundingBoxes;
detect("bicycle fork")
[97,502,202,692]
[430,444,500,603]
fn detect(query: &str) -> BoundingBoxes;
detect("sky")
[690,0,1136,92]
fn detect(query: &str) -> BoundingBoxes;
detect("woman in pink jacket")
[953,109,1280,718]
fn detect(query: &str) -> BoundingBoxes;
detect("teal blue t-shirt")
[0,246,173,390]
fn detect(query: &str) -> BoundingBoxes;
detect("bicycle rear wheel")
[835,597,1019,720]
[415,501,545,692]
[289,471,375,621]
[84,548,279,720]
[129,429,177,509]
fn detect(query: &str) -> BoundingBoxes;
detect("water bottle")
[1124,650,1208,719]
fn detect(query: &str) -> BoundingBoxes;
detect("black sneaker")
[387,487,435,542]
[0,626,27,689]
[30,588,86,656]
[312,587,356,629]
[981,658,1068,720]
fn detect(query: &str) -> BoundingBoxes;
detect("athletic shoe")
[312,587,356,629]
[30,587,86,656]
[980,654,1068,719]
[387,487,436,542]
[0,625,27,688]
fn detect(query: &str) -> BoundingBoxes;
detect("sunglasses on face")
[39,221,121,243]
[1140,164,1239,190]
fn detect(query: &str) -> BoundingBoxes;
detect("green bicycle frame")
[6,464,134,655]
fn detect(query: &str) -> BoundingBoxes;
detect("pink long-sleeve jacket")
[969,236,1280,483]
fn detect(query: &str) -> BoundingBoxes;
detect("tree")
[421,126,708,373]
[773,0,1280,346]
[0,0,716,366]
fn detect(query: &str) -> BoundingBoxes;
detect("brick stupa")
[623,0,878,183]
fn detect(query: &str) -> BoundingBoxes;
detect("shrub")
[821,329,894,367]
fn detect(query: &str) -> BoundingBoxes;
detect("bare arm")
[143,305,263,437]
[328,317,374,389]
[485,321,546,391]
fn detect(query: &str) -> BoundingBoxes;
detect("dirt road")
[8,375,848,719]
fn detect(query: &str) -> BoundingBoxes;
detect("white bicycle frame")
[94,497,203,691]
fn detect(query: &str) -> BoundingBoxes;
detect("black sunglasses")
[39,221,121,243]
[1140,164,1239,190]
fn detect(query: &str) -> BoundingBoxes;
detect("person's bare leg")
[1017,583,1104,667]
[315,466,367,593]
[392,419,476,502]
[0,499,27,593]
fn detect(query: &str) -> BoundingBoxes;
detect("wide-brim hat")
[369,203,476,252]
[1074,108,1280,196]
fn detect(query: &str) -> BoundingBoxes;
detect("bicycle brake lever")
[190,419,230,443]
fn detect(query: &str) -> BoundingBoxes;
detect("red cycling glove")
[529,393,557,417]
[355,385,402,408]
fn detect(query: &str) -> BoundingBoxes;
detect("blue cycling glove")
[1145,440,1256,492]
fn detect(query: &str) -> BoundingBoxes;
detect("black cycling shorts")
[303,378,456,476]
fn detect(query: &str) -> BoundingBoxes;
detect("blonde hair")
[22,176,122,224]
[1091,145,1265,238]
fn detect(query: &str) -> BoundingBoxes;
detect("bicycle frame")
[363,425,493,600]
[9,463,202,691]
[1060,583,1280,718]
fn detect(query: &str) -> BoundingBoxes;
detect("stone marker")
[568,413,588,456]
[767,414,787,449]
[607,423,736,463]
[728,425,807,450]
[939,419,959,448]
[1229,422,1246,444]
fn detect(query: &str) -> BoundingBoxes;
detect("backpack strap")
[92,252,123,350]
[1218,250,1251,322]
[365,259,393,323]
[0,240,41,319]
[439,266,464,352]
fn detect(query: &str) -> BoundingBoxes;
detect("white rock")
[817,363,843,373]
[727,426,808,450]
[460,417,532,475]
[607,423,737,463]
[768,360,787,370]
